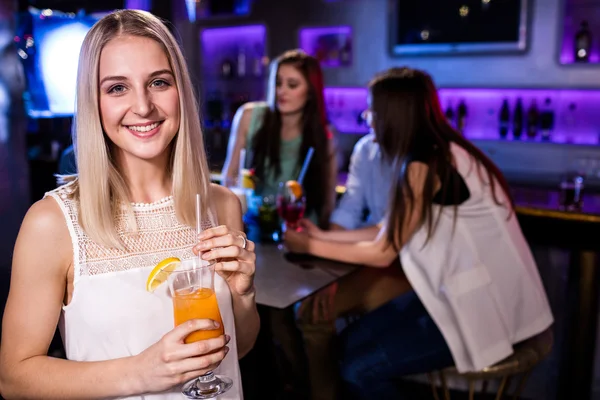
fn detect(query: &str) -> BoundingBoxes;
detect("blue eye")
[108,85,126,94]
[152,79,170,88]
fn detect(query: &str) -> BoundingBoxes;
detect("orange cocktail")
[168,258,225,344]
[173,287,224,343]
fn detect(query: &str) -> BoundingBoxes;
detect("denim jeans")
[338,290,455,399]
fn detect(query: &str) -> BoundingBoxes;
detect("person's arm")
[0,199,229,399]
[329,138,369,230]
[320,135,338,228]
[299,218,381,243]
[210,185,260,359]
[221,103,254,187]
[293,162,430,267]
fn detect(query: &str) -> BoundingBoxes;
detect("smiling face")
[98,35,180,167]
[275,63,309,115]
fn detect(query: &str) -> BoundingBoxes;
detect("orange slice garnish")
[286,180,303,198]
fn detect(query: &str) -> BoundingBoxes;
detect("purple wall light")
[201,25,267,79]
[324,87,369,134]
[323,86,600,145]
[299,26,352,68]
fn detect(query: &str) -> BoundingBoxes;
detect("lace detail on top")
[45,183,214,278]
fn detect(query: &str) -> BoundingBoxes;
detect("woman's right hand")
[134,319,230,393]
[298,218,325,239]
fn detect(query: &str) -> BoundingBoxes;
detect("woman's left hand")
[283,229,310,254]
[193,225,256,297]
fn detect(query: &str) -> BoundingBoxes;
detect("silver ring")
[239,235,247,249]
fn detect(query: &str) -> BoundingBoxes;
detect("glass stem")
[197,371,216,383]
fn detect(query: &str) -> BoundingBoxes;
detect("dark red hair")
[251,49,332,225]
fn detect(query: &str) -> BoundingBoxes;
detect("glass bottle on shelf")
[340,37,352,66]
[512,98,524,139]
[457,99,467,134]
[539,97,555,141]
[444,100,455,128]
[499,99,510,138]
[526,99,539,139]
[564,102,578,143]
[252,43,263,77]
[237,46,246,78]
[575,20,592,63]
[221,56,234,79]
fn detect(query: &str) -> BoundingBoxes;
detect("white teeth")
[127,122,160,132]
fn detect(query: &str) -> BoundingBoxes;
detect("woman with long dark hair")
[222,49,336,227]
[285,67,553,398]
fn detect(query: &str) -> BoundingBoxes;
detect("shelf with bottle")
[439,88,600,146]
[560,0,600,64]
[321,86,600,144]
[200,24,268,82]
[299,26,353,68]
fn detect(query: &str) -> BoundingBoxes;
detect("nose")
[276,86,287,98]
[132,89,154,117]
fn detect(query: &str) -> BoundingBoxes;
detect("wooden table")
[253,242,359,309]
[515,191,600,400]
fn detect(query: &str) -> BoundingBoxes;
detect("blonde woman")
[0,10,258,399]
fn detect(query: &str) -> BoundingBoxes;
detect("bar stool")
[427,328,553,400]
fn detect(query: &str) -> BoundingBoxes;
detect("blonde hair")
[68,9,210,249]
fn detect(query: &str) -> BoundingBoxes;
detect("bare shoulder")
[13,196,72,276]
[407,161,439,195]
[231,101,265,139]
[21,197,69,240]
[209,184,243,228]
[238,101,265,119]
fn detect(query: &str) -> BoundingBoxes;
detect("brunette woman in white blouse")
[285,67,553,399]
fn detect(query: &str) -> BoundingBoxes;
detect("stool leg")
[511,370,533,400]
[495,376,511,400]
[481,380,489,396]
[468,380,475,400]
[439,371,451,400]
[427,373,441,400]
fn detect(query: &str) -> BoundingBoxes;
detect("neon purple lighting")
[560,5,600,64]
[124,0,151,11]
[200,25,267,78]
[439,88,600,145]
[324,87,369,134]
[325,86,600,145]
[299,26,352,68]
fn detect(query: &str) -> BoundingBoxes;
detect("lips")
[124,121,164,138]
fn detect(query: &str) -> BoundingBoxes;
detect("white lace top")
[45,182,243,400]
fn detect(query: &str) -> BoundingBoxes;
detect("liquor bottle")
[457,99,467,133]
[220,57,233,79]
[236,46,246,78]
[512,98,524,139]
[499,99,510,138]
[539,98,555,141]
[526,99,539,139]
[575,20,592,63]
[564,102,578,143]
[445,101,455,128]
[340,37,352,66]
[252,43,263,77]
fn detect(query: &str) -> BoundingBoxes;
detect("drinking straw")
[196,194,202,272]
[238,148,246,188]
[297,147,315,186]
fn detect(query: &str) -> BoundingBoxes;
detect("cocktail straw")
[196,194,202,272]
[196,194,202,235]
[297,147,314,186]
[238,148,246,188]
